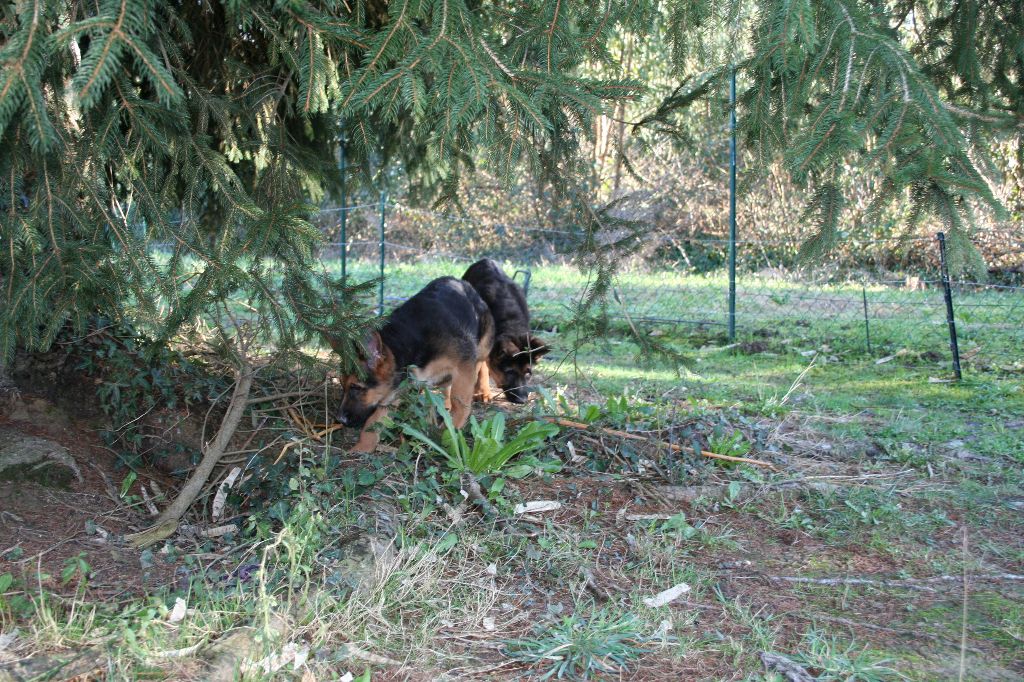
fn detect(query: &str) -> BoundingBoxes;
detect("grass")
[3,259,1022,680]
[325,257,1023,368]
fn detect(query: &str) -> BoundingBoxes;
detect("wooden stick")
[272,423,344,464]
[541,417,778,471]
[127,362,254,548]
[744,573,1024,592]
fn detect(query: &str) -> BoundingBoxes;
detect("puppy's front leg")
[351,405,388,453]
[450,362,477,428]
[474,361,492,403]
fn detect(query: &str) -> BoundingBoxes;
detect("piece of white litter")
[242,642,310,675]
[339,673,353,682]
[642,582,692,608]
[927,377,952,383]
[212,467,242,521]
[655,619,673,638]
[483,617,496,631]
[567,440,587,464]
[0,629,18,653]
[140,484,159,516]
[514,501,562,515]
[485,563,497,577]
[292,644,309,669]
[625,513,674,521]
[875,349,909,365]
[167,597,187,624]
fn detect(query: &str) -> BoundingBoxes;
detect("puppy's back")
[383,277,489,369]
[462,259,529,338]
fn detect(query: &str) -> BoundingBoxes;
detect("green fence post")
[338,134,347,281]
[937,232,963,381]
[378,191,387,317]
[727,67,738,341]
[862,285,872,354]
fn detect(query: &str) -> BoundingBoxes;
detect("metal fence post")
[936,232,963,381]
[378,191,387,317]
[513,269,532,299]
[861,285,872,354]
[727,67,737,341]
[338,135,347,281]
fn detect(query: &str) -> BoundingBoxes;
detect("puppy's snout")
[507,386,529,404]
[337,411,350,426]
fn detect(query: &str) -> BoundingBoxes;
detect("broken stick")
[541,417,778,471]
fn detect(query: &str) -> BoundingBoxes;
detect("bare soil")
[0,408,179,598]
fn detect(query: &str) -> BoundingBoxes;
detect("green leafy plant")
[709,429,752,458]
[401,390,559,477]
[788,629,904,681]
[503,609,654,680]
[60,553,92,587]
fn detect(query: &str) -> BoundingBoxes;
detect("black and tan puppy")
[335,277,494,452]
[462,258,549,404]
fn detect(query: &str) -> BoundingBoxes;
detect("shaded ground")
[0,413,179,599]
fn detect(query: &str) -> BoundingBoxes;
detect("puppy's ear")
[364,331,383,368]
[497,337,521,359]
[526,335,551,359]
[365,331,395,379]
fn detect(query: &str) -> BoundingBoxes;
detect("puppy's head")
[337,331,396,428]
[490,334,550,404]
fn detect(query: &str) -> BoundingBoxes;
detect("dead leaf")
[212,467,242,521]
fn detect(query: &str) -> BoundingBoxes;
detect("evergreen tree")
[1,1,1018,358]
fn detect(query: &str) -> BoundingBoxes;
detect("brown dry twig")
[542,417,779,470]
[460,472,499,518]
[759,651,815,682]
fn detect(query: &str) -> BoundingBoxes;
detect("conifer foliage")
[0,0,641,358]
[0,1,1018,358]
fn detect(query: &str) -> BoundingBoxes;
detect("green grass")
[152,251,1022,367]
[321,257,1022,367]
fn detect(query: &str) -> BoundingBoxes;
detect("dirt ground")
[0,408,181,599]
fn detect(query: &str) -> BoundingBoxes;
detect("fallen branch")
[748,573,1024,592]
[127,360,254,548]
[542,417,778,470]
[461,472,499,518]
[580,566,618,603]
[759,651,814,682]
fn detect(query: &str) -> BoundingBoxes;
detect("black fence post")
[513,269,532,299]
[861,285,872,355]
[936,232,963,381]
[338,133,347,282]
[727,67,738,342]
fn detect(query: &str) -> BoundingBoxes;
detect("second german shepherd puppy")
[336,277,494,452]
[462,258,549,404]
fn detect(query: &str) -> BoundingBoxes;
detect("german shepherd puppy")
[462,258,549,404]
[334,277,494,452]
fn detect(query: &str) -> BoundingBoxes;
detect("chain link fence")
[309,200,1023,376]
